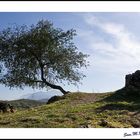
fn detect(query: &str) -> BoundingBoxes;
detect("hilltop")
[0,89,140,128]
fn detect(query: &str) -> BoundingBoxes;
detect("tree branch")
[29,80,43,83]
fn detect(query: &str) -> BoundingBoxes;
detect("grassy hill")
[0,90,140,128]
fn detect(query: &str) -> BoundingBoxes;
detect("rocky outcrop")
[125,70,140,94]
[47,95,65,104]
[125,70,140,89]
[0,102,14,113]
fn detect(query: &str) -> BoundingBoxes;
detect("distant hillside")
[0,90,140,128]
[8,99,45,110]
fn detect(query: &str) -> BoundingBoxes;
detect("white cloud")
[81,13,140,75]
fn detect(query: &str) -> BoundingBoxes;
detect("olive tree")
[0,20,89,95]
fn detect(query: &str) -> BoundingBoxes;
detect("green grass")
[0,90,140,128]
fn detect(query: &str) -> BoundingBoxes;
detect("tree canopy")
[0,20,89,94]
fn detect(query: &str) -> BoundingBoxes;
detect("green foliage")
[0,20,89,93]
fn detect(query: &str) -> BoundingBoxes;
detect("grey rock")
[125,70,140,90]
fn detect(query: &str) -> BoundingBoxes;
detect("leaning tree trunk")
[40,65,69,95]
[42,78,69,95]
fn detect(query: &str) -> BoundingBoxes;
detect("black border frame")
[0,0,139,2]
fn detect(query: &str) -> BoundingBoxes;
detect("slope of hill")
[0,90,140,128]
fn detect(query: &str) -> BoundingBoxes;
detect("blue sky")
[1,12,140,100]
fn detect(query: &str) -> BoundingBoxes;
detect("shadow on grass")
[96,87,140,113]
[102,87,140,103]
[96,102,140,113]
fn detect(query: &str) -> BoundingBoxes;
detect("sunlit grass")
[0,91,140,128]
